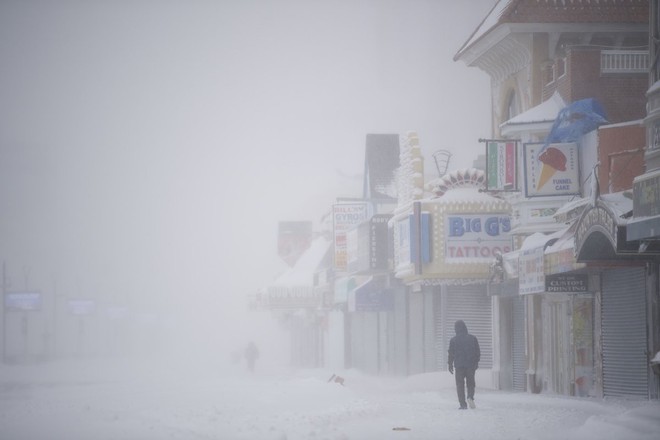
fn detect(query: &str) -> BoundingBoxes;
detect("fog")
[0,0,494,367]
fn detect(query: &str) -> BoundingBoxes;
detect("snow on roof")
[517,192,634,256]
[519,228,566,251]
[426,168,509,209]
[454,0,510,60]
[554,191,633,224]
[434,187,504,206]
[553,197,587,219]
[544,224,577,253]
[601,192,634,219]
[456,1,648,62]
[501,91,565,126]
[517,192,633,255]
[272,236,331,287]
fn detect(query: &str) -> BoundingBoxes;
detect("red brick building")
[598,121,646,193]
[455,0,657,400]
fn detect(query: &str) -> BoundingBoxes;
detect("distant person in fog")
[448,320,480,410]
[244,341,259,372]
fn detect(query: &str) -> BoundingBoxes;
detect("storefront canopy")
[348,276,394,312]
[574,198,639,261]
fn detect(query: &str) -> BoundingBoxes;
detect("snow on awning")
[501,228,571,279]
[501,194,636,279]
[520,230,562,251]
[544,226,575,254]
[544,224,586,274]
[348,277,394,312]
[503,91,565,126]
[554,191,633,225]
[500,91,565,137]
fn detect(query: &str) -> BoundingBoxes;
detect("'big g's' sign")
[445,215,513,261]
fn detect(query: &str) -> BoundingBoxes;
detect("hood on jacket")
[454,319,468,335]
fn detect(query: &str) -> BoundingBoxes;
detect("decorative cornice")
[471,34,531,83]
[456,22,646,83]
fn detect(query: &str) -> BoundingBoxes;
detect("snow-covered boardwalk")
[1,359,658,440]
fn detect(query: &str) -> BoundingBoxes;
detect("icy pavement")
[1,358,658,440]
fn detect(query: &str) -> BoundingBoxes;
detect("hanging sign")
[545,274,589,293]
[519,247,545,294]
[524,142,580,197]
[486,140,517,191]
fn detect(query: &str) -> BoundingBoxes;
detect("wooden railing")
[601,50,649,74]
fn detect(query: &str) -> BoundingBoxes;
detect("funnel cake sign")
[523,142,580,197]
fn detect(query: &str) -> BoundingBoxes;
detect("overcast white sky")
[0,0,495,341]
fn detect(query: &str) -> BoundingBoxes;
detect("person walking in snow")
[448,319,480,410]
[244,341,259,373]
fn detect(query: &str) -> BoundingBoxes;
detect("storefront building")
[266,235,332,368]
[344,214,399,375]
[574,196,659,399]
[391,134,511,377]
[625,0,660,399]
[454,0,655,398]
[328,134,403,374]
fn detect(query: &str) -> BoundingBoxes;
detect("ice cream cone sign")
[536,147,567,190]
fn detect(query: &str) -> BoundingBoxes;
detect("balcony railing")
[601,50,649,74]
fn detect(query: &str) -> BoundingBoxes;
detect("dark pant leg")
[466,367,476,400]
[455,367,467,407]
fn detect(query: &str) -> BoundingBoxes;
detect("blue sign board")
[5,292,42,311]
[355,279,393,312]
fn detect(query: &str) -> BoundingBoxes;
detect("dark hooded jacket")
[448,320,480,370]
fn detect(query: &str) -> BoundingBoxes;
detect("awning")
[544,224,585,274]
[335,275,372,305]
[495,227,586,295]
[574,199,641,260]
[487,278,519,297]
[334,276,357,304]
[348,277,393,312]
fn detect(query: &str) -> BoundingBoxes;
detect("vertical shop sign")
[519,246,545,294]
[333,203,368,271]
[369,215,391,271]
[487,141,517,191]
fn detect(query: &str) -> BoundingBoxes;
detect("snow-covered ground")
[1,356,658,440]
